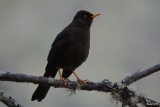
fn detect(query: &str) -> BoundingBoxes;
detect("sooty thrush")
[31,10,100,102]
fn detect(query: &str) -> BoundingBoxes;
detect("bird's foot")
[60,77,69,86]
[77,79,89,85]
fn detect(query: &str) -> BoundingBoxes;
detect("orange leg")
[69,68,88,85]
[57,67,68,86]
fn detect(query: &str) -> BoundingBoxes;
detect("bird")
[31,10,100,102]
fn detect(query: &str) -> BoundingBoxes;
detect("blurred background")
[0,0,160,107]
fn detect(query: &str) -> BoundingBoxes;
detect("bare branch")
[0,64,160,107]
[0,72,112,92]
[0,91,23,107]
[121,64,160,85]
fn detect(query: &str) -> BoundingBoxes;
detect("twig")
[0,91,23,107]
[110,83,160,107]
[121,64,160,85]
[138,95,160,107]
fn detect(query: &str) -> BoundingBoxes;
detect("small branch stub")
[0,91,23,107]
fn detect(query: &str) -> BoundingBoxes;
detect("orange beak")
[91,13,101,18]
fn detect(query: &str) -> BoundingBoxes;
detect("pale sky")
[0,0,160,107]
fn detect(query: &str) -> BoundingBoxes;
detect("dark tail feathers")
[31,63,57,102]
[31,85,50,102]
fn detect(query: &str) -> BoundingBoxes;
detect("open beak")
[91,13,101,18]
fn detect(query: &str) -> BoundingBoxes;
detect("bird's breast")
[68,35,90,62]
[59,32,90,68]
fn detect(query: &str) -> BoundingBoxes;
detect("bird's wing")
[47,27,71,62]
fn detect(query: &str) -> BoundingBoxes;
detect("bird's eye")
[83,15,88,19]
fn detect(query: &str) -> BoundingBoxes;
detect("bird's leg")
[70,68,88,85]
[57,67,68,86]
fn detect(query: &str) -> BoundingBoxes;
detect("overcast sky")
[0,0,160,107]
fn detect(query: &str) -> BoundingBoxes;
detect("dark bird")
[31,10,100,102]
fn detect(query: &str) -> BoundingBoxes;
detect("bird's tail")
[31,63,57,102]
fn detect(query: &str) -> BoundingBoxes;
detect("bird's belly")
[58,44,89,69]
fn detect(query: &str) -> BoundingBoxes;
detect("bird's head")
[72,10,101,27]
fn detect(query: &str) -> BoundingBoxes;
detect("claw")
[60,77,67,86]
[69,68,88,85]
[77,79,89,85]
[60,77,70,86]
